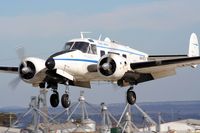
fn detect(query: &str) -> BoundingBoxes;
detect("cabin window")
[100,50,105,57]
[122,54,127,58]
[71,42,89,53]
[108,52,120,55]
[64,42,74,50]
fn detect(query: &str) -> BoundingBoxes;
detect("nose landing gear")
[126,86,137,105]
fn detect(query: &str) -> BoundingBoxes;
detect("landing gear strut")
[127,86,136,105]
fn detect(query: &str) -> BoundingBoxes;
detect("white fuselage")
[52,37,148,82]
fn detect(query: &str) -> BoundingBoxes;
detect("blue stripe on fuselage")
[54,58,98,63]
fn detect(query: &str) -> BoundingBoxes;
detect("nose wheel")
[127,87,136,105]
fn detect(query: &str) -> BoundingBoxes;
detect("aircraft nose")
[45,58,55,70]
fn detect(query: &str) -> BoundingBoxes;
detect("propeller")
[9,47,27,90]
[99,55,116,76]
[9,76,21,90]
[16,47,25,61]
[16,47,28,68]
[98,54,120,91]
[106,55,115,73]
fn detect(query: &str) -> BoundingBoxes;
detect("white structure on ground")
[140,119,200,133]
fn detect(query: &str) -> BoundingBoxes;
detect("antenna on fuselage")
[98,34,102,41]
[80,32,91,39]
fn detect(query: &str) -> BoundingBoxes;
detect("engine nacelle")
[97,54,129,80]
[19,57,46,84]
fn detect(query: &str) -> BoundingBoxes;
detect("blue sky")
[0,0,200,107]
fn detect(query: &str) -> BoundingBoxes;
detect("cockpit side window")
[71,42,89,53]
[64,42,74,50]
[89,44,97,54]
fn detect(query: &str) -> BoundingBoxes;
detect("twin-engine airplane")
[0,33,200,108]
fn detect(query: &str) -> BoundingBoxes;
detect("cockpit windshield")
[64,42,74,50]
[64,42,89,53]
[64,41,96,54]
[71,42,89,53]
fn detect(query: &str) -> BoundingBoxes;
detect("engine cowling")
[97,54,129,80]
[19,57,46,84]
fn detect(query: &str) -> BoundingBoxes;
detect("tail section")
[188,33,199,68]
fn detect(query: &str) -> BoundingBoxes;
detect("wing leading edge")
[0,66,18,74]
[131,56,200,72]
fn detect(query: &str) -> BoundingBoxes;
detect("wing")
[148,55,187,61]
[0,66,18,74]
[127,56,200,84]
[131,56,200,72]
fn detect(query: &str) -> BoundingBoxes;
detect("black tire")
[61,94,71,108]
[127,90,136,105]
[50,92,59,107]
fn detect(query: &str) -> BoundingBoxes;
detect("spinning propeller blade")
[9,76,21,90]
[9,47,27,90]
[16,47,27,67]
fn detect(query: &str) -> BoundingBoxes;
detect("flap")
[56,69,74,81]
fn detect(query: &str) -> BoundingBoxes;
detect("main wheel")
[61,94,71,108]
[50,91,59,107]
[127,90,136,105]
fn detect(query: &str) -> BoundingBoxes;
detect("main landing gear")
[50,90,71,108]
[50,90,59,107]
[62,84,71,108]
[50,85,71,108]
[126,86,137,105]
